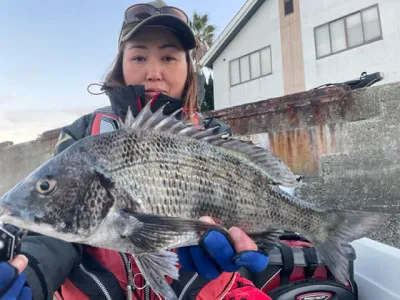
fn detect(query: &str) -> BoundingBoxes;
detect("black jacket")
[20,85,231,300]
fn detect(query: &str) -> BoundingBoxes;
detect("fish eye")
[36,178,57,195]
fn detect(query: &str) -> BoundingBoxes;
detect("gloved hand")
[178,218,269,280]
[0,255,32,300]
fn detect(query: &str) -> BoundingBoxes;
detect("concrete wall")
[0,130,59,196]
[206,81,400,248]
[213,0,284,110]
[301,0,400,90]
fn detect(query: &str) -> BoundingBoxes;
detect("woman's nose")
[145,61,163,81]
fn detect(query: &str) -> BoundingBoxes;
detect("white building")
[201,0,400,110]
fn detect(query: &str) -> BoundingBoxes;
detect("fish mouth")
[0,192,39,226]
[0,201,36,224]
[0,202,12,217]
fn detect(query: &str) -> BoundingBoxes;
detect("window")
[314,4,382,58]
[229,46,272,86]
[362,6,381,41]
[229,60,240,86]
[346,13,363,47]
[250,52,261,78]
[330,19,346,53]
[284,0,294,16]
[260,47,272,75]
[239,56,250,82]
[315,24,331,58]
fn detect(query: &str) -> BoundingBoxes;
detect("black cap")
[118,1,196,50]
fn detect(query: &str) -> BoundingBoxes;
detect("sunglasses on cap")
[123,3,189,25]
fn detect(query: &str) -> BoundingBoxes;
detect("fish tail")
[314,209,390,283]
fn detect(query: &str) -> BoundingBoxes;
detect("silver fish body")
[0,103,389,300]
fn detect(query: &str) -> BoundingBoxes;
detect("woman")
[1,2,272,299]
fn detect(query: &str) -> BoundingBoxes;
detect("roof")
[200,0,266,69]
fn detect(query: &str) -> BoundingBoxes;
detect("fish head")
[0,147,115,242]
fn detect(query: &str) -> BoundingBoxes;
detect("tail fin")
[315,209,390,283]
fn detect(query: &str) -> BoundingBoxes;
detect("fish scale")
[0,101,390,300]
[100,130,326,234]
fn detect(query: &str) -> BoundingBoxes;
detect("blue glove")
[177,228,269,280]
[0,262,32,300]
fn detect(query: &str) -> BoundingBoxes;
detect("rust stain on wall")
[206,86,352,176]
[244,122,344,176]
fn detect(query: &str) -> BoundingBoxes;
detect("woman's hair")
[103,42,199,118]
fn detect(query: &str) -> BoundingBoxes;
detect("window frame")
[228,45,273,87]
[314,4,383,59]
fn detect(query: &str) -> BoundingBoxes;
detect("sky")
[0,0,245,144]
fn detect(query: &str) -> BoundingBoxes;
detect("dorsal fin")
[120,101,298,187]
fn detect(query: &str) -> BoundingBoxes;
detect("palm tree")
[189,12,216,111]
[189,12,216,74]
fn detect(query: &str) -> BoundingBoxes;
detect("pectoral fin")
[116,211,221,251]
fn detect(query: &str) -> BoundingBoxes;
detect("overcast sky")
[0,0,245,144]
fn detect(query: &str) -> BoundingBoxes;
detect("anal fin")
[135,251,179,300]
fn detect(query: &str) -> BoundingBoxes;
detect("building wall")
[212,0,400,109]
[279,0,305,94]
[300,0,400,90]
[213,0,284,110]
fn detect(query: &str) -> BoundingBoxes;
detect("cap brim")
[120,14,196,50]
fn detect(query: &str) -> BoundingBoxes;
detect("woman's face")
[122,26,188,102]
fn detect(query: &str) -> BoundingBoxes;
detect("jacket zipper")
[145,285,150,300]
[177,273,198,300]
[79,264,112,300]
[121,253,135,300]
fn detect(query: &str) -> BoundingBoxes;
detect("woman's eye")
[132,56,145,62]
[163,56,176,62]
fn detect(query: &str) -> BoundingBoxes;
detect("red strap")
[224,276,273,300]
[150,92,160,108]
[136,97,143,111]
[224,285,273,300]
[90,112,120,135]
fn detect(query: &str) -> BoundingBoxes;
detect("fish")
[0,101,390,300]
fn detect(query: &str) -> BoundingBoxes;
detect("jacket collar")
[105,84,185,119]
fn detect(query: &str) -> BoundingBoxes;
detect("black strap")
[326,268,336,281]
[277,243,294,285]
[303,247,318,279]
[20,251,48,299]
[279,232,310,243]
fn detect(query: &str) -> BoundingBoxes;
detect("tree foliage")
[189,12,216,74]
[201,74,214,112]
